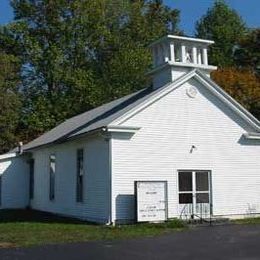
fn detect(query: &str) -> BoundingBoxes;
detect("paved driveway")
[0,224,260,260]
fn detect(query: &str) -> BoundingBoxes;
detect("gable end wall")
[111,78,260,221]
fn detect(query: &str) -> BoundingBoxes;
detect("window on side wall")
[49,154,56,201]
[0,174,2,206]
[76,149,84,202]
[29,159,35,200]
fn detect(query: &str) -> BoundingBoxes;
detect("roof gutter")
[0,153,18,161]
[243,132,260,140]
[104,125,141,134]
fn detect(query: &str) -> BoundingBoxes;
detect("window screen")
[178,172,193,204]
[196,172,209,191]
[76,149,84,202]
[178,172,192,191]
[179,193,192,204]
[49,154,56,201]
[0,175,2,206]
[196,193,209,203]
[29,159,34,199]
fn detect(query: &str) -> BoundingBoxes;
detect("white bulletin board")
[135,181,167,222]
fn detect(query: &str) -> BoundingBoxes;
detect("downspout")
[18,142,23,154]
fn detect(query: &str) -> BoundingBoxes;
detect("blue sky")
[165,0,260,35]
[0,0,259,35]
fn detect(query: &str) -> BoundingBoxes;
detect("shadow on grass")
[0,210,187,248]
[0,209,95,225]
[0,209,187,229]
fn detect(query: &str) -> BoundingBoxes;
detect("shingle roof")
[23,86,155,151]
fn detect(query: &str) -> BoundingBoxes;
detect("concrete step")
[186,217,230,226]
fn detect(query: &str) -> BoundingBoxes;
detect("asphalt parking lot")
[0,224,260,260]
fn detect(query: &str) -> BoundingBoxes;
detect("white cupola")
[148,35,217,89]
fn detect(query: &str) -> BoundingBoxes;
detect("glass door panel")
[178,171,193,218]
[179,171,192,191]
[196,171,209,191]
[195,171,211,218]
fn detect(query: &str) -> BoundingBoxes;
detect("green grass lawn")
[0,210,186,248]
[232,217,260,225]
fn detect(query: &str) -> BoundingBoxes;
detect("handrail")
[179,204,192,221]
[179,204,189,221]
[179,203,212,226]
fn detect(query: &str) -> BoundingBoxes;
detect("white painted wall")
[0,155,29,209]
[152,66,188,89]
[111,78,260,222]
[30,134,110,223]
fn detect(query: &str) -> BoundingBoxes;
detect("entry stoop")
[187,217,230,226]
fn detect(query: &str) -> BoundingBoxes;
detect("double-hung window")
[0,175,2,206]
[76,149,84,202]
[49,154,56,201]
[29,159,35,200]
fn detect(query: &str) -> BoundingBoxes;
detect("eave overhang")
[0,153,17,161]
[243,132,260,140]
[147,61,217,76]
[104,125,141,134]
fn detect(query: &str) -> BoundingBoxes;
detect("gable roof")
[20,69,260,151]
[111,69,260,130]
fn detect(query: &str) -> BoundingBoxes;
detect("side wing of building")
[30,134,110,223]
[0,154,29,209]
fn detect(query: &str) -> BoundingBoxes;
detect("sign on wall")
[135,181,167,222]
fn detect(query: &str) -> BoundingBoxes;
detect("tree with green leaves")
[195,0,246,67]
[234,28,260,75]
[0,51,21,153]
[5,0,180,143]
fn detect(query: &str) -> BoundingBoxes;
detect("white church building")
[0,35,259,224]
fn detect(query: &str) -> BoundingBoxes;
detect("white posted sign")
[136,181,167,222]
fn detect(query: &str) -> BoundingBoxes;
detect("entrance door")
[178,170,211,219]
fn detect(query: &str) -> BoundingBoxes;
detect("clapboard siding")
[0,156,29,209]
[31,134,110,223]
[111,78,260,221]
